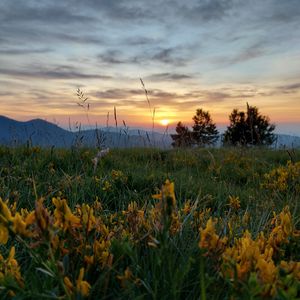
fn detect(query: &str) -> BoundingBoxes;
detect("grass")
[0,145,300,299]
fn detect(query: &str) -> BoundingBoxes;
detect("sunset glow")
[159,119,170,126]
[0,1,299,134]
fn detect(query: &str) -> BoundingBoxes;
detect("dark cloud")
[146,73,193,81]
[268,0,300,24]
[0,48,52,55]
[72,0,153,21]
[179,0,235,22]
[98,46,190,66]
[277,83,300,93]
[151,48,187,65]
[122,37,160,46]
[0,66,111,80]
[97,51,126,65]
[90,86,256,109]
[52,33,104,45]
[0,1,94,25]
[92,89,144,99]
[214,41,267,66]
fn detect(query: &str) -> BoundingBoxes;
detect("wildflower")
[12,213,32,237]
[280,261,300,280]
[52,197,80,231]
[181,200,192,215]
[0,247,23,287]
[268,206,293,249]
[80,204,96,232]
[117,267,133,289]
[102,180,112,191]
[0,224,9,244]
[242,211,250,226]
[152,179,176,210]
[228,195,241,210]
[256,257,277,285]
[64,276,73,294]
[0,198,13,223]
[35,199,50,231]
[199,218,227,254]
[76,268,91,297]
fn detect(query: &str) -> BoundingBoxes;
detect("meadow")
[0,145,300,299]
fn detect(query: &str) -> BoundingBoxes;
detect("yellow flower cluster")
[199,205,300,298]
[0,247,23,290]
[262,161,300,192]
[1,179,300,299]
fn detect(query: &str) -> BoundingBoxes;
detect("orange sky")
[0,0,300,135]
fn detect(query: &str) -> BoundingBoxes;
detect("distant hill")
[0,116,299,149]
[0,116,172,148]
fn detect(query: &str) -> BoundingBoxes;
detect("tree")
[171,122,193,147]
[171,109,219,148]
[223,103,276,146]
[192,109,219,146]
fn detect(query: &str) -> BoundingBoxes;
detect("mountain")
[0,116,299,149]
[0,116,172,148]
[0,115,74,147]
[274,134,300,148]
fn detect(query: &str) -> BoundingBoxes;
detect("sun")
[159,119,170,126]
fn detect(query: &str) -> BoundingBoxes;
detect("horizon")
[1,114,300,137]
[0,1,300,135]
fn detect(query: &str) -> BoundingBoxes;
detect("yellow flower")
[35,199,50,231]
[199,218,227,254]
[256,258,277,285]
[102,180,112,191]
[76,268,91,297]
[0,223,9,244]
[228,195,241,210]
[152,179,176,211]
[117,267,133,289]
[0,198,13,223]
[12,213,32,237]
[0,247,23,286]
[52,197,80,231]
[64,276,73,294]
[280,261,300,280]
[77,204,96,232]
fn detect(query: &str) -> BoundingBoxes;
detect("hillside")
[0,115,299,148]
[0,115,172,148]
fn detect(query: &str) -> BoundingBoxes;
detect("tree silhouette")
[223,103,276,146]
[192,109,219,146]
[171,109,219,147]
[171,122,193,147]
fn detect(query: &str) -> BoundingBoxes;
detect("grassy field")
[0,146,300,299]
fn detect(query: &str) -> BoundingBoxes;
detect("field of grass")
[0,146,300,299]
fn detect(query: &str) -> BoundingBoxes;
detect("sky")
[0,0,300,134]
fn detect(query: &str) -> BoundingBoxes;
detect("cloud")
[179,0,236,22]
[146,73,193,81]
[214,41,267,67]
[0,66,112,80]
[97,51,127,65]
[97,46,190,66]
[151,48,188,65]
[89,86,256,110]
[0,1,94,25]
[0,48,52,55]
[277,83,300,93]
[92,89,144,99]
